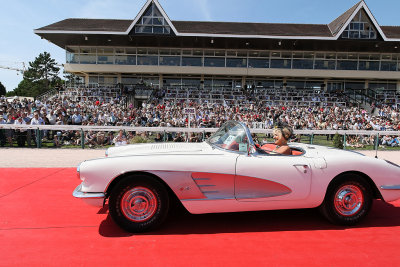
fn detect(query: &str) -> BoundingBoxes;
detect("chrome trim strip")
[193,178,211,181]
[198,185,216,188]
[181,197,235,201]
[73,184,105,199]
[380,185,400,190]
[202,191,219,194]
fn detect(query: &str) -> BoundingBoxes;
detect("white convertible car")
[73,121,400,232]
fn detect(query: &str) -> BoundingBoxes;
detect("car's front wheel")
[109,175,169,232]
[320,174,372,225]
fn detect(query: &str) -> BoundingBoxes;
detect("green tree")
[63,71,82,87]
[8,52,62,97]
[0,81,6,96]
[333,133,344,149]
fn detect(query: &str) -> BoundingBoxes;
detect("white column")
[323,79,328,92]
[84,74,89,86]
[159,74,163,88]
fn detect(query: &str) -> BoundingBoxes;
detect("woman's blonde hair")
[273,126,293,140]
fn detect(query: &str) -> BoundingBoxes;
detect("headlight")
[385,160,400,168]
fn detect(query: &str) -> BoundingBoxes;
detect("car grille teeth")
[150,143,193,150]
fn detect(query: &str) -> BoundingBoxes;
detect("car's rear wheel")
[109,175,169,232]
[320,174,372,225]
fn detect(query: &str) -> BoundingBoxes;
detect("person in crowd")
[14,116,27,147]
[72,110,82,125]
[105,132,114,146]
[5,113,15,147]
[0,115,6,147]
[154,132,163,142]
[96,131,106,146]
[173,132,185,142]
[113,130,127,146]
[54,131,62,147]
[381,135,393,147]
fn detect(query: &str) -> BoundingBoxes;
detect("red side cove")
[192,172,291,200]
[2,168,400,266]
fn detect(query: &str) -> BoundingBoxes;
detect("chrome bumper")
[380,185,400,190]
[73,184,105,207]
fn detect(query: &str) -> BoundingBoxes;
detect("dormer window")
[341,10,377,39]
[134,2,171,34]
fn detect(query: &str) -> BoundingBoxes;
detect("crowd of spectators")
[1,87,399,148]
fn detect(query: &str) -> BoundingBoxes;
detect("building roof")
[328,1,362,35]
[35,18,400,39]
[173,21,332,37]
[380,26,400,39]
[34,0,400,41]
[36,18,132,32]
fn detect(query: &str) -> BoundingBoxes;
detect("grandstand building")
[35,0,400,107]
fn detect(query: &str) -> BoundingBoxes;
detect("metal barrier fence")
[1,124,400,152]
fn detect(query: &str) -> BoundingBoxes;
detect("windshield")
[207,121,250,152]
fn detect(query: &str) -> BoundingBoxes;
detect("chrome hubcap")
[121,187,157,222]
[334,185,364,216]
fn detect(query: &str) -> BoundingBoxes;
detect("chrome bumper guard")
[73,184,105,207]
[380,185,400,190]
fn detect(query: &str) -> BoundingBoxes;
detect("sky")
[0,0,399,92]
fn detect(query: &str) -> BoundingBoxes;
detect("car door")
[235,153,312,201]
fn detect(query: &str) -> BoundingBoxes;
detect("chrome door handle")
[293,164,308,173]
[293,164,308,168]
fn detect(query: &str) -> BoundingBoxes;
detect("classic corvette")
[73,121,400,232]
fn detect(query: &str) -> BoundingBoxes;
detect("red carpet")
[1,168,400,266]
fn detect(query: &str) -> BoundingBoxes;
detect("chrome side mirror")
[247,144,256,156]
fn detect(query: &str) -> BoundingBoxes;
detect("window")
[292,59,313,69]
[159,56,180,66]
[380,61,397,71]
[226,58,247,68]
[314,60,335,70]
[66,52,79,64]
[97,48,114,64]
[337,60,358,70]
[204,57,225,67]
[341,10,377,40]
[359,61,379,71]
[182,57,202,67]
[134,3,171,34]
[137,56,158,65]
[115,55,136,65]
[248,58,269,68]
[271,59,291,69]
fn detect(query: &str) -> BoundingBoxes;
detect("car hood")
[106,142,212,157]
